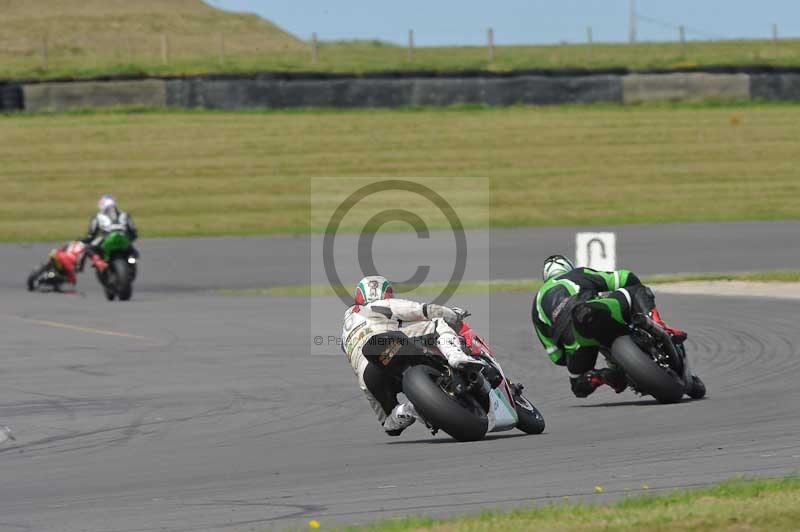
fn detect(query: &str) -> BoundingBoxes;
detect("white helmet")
[354,275,393,305]
[98,194,117,213]
[543,255,575,281]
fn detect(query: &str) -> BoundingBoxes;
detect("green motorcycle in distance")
[97,231,138,301]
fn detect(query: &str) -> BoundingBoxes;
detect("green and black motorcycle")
[96,231,138,301]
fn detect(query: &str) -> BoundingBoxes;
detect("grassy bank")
[6,33,800,80]
[0,0,304,81]
[3,103,800,241]
[337,477,800,532]
[214,271,800,297]
[4,1,800,79]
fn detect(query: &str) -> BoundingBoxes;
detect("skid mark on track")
[0,314,157,343]
[0,523,35,532]
[177,499,328,527]
[63,364,113,377]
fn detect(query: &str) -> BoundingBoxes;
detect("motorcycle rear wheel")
[403,365,488,442]
[610,335,685,404]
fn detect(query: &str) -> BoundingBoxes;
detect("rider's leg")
[629,285,687,341]
[402,319,474,368]
[54,250,77,285]
[358,359,414,436]
[433,319,475,368]
[89,253,108,272]
[570,296,631,395]
[573,293,631,346]
[567,347,603,397]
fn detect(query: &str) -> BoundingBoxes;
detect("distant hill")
[0,0,305,76]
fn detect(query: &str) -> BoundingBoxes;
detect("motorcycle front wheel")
[514,393,545,435]
[402,365,488,442]
[27,263,49,292]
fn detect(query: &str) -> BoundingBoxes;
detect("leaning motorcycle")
[606,313,706,404]
[27,258,68,292]
[96,230,138,301]
[379,317,545,442]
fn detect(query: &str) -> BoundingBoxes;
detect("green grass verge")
[336,476,800,532]
[213,271,800,298]
[3,103,800,242]
[6,36,800,80]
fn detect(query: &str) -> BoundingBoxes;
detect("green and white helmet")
[542,255,575,281]
[354,275,394,305]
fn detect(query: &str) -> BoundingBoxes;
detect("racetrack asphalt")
[3,220,800,292]
[1,281,799,531]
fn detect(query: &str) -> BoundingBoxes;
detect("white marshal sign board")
[575,232,616,271]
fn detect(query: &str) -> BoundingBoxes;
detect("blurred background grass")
[2,103,798,241]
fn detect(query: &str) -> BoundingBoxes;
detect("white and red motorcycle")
[392,317,545,442]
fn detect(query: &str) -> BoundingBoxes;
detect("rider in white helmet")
[533,254,686,398]
[83,194,138,255]
[341,275,474,436]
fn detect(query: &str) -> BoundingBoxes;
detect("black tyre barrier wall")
[622,73,750,104]
[750,73,800,101]
[0,83,23,111]
[166,78,415,109]
[9,70,800,112]
[23,80,167,112]
[165,75,622,109]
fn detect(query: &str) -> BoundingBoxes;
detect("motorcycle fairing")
[487,385,518,432]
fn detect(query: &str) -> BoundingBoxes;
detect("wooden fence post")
[408,29,414,61]
[161,33,169,65]
[773,24,779,54]
[125,34,133,62]
[679,25,686,55]
[311,32,319,64]
[218,33,225,66]
[629,0,637,43]
[41,35,49,71]
[487,27,494,62]
[587,26,593,63]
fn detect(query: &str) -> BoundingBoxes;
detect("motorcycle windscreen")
[487,387,518,432]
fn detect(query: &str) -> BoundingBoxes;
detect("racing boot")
[383,402,417,436]
[598,367,627,393]
[570,369,627,398]
[650,307,687,343]
[91,255,108,273]
[570,371,603,398]
[436,333,477,369]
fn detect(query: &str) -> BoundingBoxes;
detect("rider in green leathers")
[532,255,686,398]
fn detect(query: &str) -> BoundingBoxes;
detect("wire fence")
[2,20,797,76]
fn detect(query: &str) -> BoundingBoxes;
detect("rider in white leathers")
[342,275,473,436]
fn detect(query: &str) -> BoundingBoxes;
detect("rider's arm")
[370,299,457,323]
[82,217,98,244]
[124,213,138,242]
[535,322,565,365]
